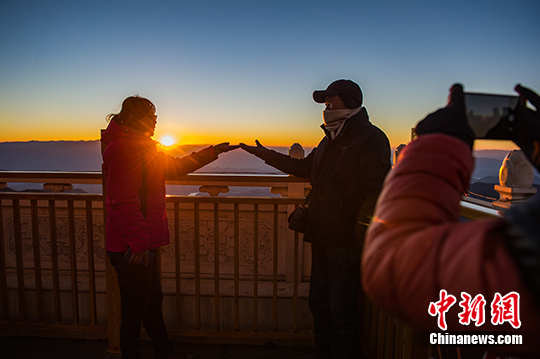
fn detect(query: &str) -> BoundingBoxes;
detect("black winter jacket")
[260,108,391,247]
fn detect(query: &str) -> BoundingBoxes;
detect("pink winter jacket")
[101,121,218,253]
[362,134,540,354]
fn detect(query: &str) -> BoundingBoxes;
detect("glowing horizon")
[0,108,523,152]
[0,127,521,153]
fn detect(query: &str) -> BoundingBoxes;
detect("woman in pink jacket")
[102,96,237,359]
[362,84,540,358]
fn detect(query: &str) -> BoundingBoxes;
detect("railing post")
[285,144,307,283]
[287,143,306,198]
[493,150,537,209]
[393,144,406,167]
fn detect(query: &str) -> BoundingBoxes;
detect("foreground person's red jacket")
[362,134,540,355]
[102,121,218,253]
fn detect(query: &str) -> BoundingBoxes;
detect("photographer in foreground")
[361,84,540,357]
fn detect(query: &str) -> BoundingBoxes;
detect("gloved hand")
[213,142,240,155]
[512,84,540,171]
[414,83,475,149]
[239,140,272,159]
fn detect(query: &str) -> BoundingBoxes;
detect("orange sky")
[1,1,537,154]
[2,109,521,153]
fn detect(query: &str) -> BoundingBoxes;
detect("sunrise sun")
[160,135,176,147]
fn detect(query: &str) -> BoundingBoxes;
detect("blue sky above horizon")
[1,0,539,150]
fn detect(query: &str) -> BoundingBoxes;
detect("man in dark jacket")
[241,79,391,359]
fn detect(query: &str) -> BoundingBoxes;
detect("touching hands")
[239,140,270,158]
[213,142,240,155]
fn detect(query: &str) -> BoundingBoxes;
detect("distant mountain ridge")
[0,140,297,174]
[1,140,538,185]
[473,154,540,184]
[0,140,103,171]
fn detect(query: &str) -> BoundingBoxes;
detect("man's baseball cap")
[313,79,363,108]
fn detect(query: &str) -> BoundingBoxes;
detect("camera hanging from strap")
[287,192,311,233]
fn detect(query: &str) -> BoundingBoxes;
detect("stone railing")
[0,169,314,351]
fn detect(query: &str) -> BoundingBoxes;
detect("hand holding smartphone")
[464,92,519,140]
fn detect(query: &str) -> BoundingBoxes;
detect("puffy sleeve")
[257,147,315,179]
[361,134,540,333]
[161,146,219,178]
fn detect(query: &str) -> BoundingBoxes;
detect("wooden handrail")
[0,170,309,187]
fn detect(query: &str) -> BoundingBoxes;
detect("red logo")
[491,292,521,329]
[429,291,521,330]
[458,292,486,327]
[429,290,457,330]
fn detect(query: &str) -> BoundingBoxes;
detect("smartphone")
[124,248,156,266]
[464,92,519,139]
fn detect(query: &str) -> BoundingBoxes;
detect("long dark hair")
[107,96,156,129]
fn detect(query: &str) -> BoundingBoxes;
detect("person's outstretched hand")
[240,140,271,158]
[513,84,540,171]
[213,142,240,155]
[414,83,475,149]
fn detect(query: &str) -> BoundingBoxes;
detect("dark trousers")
[108,250,173,359]
[309,244,361,359]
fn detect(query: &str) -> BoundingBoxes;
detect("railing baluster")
[377,307,386,357]
[85,200,97,326]
[31,199,43,322]
[0,199,8,321]
[370,301,379,353]
[234,203,239,332]
[49,200,61,323]
[68,200,79,324]
[394,317,404,358]
[361,292,372,347]
[253,204,258,332]
[272,204,278,333]
[194,202,201,330]
[12,199,26,321]
[384,310,395,359]
[174,201,182,328]
[293,230,299,333]
[214,203,220,331]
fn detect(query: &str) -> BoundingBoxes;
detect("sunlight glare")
[161,135,176,147]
